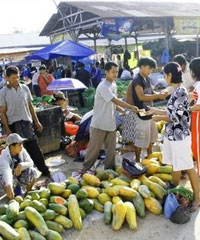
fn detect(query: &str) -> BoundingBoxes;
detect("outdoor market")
[0,1,200,240]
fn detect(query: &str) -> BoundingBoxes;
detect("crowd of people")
[0,53,200,213]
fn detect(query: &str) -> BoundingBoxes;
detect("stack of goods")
[0,152,193,239]
[32,95,54,110]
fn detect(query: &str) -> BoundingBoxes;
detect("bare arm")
[111,97,139,113]
[190,104,200,112]
[0,106,12,135]
[28,102,43,132]
[135,85,167,102]
[152,114,172,122]
[126,81,134,105]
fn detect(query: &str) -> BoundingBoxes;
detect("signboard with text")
[174,17,200,35]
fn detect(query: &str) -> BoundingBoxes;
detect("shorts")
[163,136,194,171]
[134,116,158,148]
[0,167,37,196]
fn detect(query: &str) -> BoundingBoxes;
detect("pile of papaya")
[0,151,193,239]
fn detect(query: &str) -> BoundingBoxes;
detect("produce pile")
[116,80,130,98]
[0,151,193,240]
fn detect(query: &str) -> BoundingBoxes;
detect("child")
[0,133,37,199]
[150,62,199,212]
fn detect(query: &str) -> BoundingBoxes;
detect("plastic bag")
[164,193,180,219]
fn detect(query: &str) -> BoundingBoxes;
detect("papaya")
[39,198,49,207]
[49,196,67,205]
[115,165,123,175]
[138,185,151,199]
[148,176,167,189]
[98,193,111,205]
[48,182,65,195]
[68,194,82,230]
[54,215,73,229]
[79,208,86,219]
[144,197,162,215]
[67,176,79,184]
[95,169,109,180]
[48,203,68,215]
[31,192,40,200]
[157,165,173,174]
[42,209,57,221]
[39,188,51,199]
[83,173,101,187]
[24,195,32,200]
[46,229,62,240]
[67,184,81,194]
[153,173,173,182]
[16,211,26,221]
[112,202,126,230]
[82,186,99,198]
[112,196,122,204]
[104,169,119,180]
[6,200,20,219]
[20,199,32,210]
[93,199,104,212]
[46,221,64,233]
[119,186,137,198]
[31,200,46,213]
[124,202,137,230]
[14,220,28,229]
[146,163,160,175]
[104,187,119,197]
[132,192,145,218]
[130,179,141,191]
[76,189,88,199]
[101,181,112,189]
[0,214,14,225]
[141,158,160,166]
[0,204,8,215]
[15,196,23,204]
[79,198,94,213]
[111,178,129,187]
[148,152,163,163]
[139,175,166,200]
[0,221,19,240]
[61,189,72,198]
[29,230,46,240]
[25,207,48,236]
[17,227,31,240]
[118,174,131,183]
[104,201,112,224]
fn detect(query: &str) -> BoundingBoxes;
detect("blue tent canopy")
[26,40,96,61]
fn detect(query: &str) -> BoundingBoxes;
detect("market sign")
[174,17,200,35]
[101,18,134,41]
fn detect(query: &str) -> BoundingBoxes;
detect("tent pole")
[197,32,199,57]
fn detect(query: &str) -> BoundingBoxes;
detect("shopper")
[82,62,140,172]
[38,65,54,96]
[151,62,199,212]
[0,66,50,177]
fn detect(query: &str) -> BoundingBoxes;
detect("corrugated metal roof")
[0,33,50,49]
[40,1,200,36]
[60,1,200,18]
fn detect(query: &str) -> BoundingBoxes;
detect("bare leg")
[147,144,152,157]
[186,168,199,205]
[172,171,181,186]
[135,146,141,162]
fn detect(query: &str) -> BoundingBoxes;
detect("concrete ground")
[1,149,200,240]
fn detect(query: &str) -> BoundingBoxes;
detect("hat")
[53,91,67,101]
[7,133,27,146]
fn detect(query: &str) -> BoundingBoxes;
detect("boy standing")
[132,57,167,162]
[82,62,139,172]
[0,133,37,199]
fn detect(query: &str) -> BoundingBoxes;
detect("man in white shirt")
[82,62,140,172]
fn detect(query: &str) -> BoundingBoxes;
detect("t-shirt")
[32,72,40,86]
[165,85,190,141]
[120,70,132,79]
[132,73,153,120]
[0,84,33,124]
[193,81,200,104]
[90,79,117,131]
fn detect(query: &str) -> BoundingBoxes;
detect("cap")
[7,133,27,146]
[53,91,67,101]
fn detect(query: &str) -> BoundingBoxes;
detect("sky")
[0,0,199,35]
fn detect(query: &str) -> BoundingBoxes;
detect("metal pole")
[197,33,199,57]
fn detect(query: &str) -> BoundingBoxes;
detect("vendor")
[53,91,82,122]
[0,133,37,199]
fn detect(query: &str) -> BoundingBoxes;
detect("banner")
[101,18,134,40]
[174,17,200,35]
